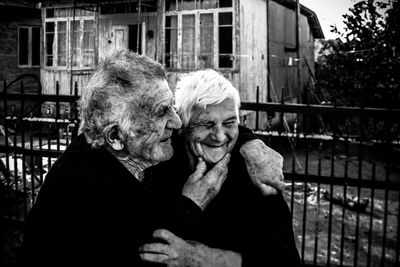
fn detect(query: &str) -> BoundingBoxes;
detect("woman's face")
[184,99,239,164]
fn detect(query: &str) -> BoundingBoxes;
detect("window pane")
[45,22,54,66]
[19,28,29,65]
[32,27,40,66]
[46,8,54,18]
[71,20,81,67]
[141,1,157,12]
[200,14,213,68]
[219,0,232,7]
[166,0,177,11]
[56,8,68,17]
[83,20,95,67]
[57,21,67,66]
[219,55,232,68]
[219,12,232,26]
[165,15,177,28]
[219,27,232,53]
[198,0,217,9]
[180,0,195,10]
[165,15,178,68]
[100,4,114,14]
[182,15,195,68]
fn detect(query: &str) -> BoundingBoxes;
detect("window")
[18,26,40,67]
[164,0,234,69]
[44,7,95,69]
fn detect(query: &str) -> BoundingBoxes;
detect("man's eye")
[158,106,170,117]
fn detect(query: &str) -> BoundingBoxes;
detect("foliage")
[315,0,400,108]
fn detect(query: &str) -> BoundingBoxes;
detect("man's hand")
[240,139,285,195]
[139,229,241,267]
[182,153,230,210]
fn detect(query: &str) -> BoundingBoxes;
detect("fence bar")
[313,158,322,265]
[367,163,376,267]
[301,119,309,264]
[20,80,29,218]
[339,128,350,266]
[241,102,400,117]
[55,81,60,151]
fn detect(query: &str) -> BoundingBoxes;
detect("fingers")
[258,183,278,196]
[152,229,185,247]
[139,243,179,259]
[205,153,230,187]
[139,252,171,263]
[188,157,207,181]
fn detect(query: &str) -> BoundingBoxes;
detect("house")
[38,0,323,127]
[0,1,41,92]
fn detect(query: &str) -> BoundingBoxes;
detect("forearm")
[185,241,242,267]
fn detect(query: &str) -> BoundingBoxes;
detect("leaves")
[315,0,400,108]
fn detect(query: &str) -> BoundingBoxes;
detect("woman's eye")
[224,120,236,126]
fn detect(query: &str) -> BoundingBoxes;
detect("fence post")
[256,86,259,130]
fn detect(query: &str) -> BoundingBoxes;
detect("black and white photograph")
[0,0,399,266]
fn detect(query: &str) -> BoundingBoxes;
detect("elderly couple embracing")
[17,50,300,267]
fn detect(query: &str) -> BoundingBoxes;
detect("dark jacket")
[146,126,300,266]
[18,134,201,266]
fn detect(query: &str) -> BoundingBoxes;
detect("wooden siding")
[41,68,93,95]
[239,0,268,103]
[268,0,315,103]
[98,13,158,62]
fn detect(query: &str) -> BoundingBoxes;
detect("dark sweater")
[18,134,201,266]
[146,126,300,266]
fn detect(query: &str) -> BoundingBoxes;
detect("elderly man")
[141,69,300,266]
[17,51,284,266]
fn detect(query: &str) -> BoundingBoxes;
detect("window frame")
[18,26,41,68]
[43,7,95,70]
[164,4,235,70]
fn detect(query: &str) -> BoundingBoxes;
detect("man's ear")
[105,124,124,151]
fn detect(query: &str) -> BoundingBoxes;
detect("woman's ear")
[105,124,124,151]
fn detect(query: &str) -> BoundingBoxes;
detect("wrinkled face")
[184,99,239,164]
[124,79,182,165]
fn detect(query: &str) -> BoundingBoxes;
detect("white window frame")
[44,7,95,70]
[18,26,41,68]
[164,5,235,70]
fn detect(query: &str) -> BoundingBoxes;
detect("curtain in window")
[182,14,195,68]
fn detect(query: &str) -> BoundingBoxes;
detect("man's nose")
[210,125,226,143]
[167,108,182,129]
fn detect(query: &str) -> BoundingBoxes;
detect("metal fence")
[241,101,400,267]
[1,80,399,267]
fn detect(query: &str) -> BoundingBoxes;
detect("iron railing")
[1,80,399,266]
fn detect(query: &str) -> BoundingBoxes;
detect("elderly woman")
[18,51,285,266]
[141,69,300,266]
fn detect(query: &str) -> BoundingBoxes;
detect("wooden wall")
[268,0,315,103]
[239,0,268,103]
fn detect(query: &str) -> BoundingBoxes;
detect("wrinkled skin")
[139,229,241,267]
[124,79,182,165]
[184,99,238,165]
[240,139,286,195]
[182,154,230,210]
[109,79,182,175]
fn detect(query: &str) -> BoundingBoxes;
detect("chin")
[202,149,228,164]
[150,143,174,164]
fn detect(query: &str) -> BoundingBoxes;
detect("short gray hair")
[78,49,166,148]
[174,69,240,127]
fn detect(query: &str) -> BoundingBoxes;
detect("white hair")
[174,69,240,127]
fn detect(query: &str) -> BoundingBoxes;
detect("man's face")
[184,99,239,164]
[124,79,182,165]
